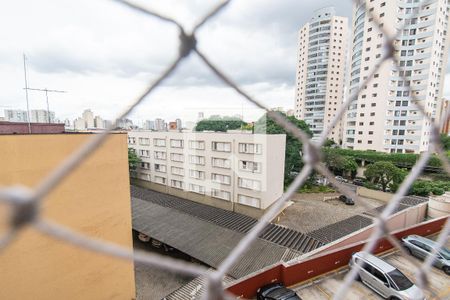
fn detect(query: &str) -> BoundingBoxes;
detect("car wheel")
[405,247,412,256]
[443,266,450,275]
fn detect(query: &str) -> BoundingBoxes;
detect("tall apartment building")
[294,7,349,143]
[343,0,450,153]
[128,131,286,218]
[82,109,95,128]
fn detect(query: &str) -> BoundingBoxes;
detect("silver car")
[350,252,425,300]
[402,235,450,275]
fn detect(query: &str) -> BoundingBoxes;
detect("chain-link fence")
[0,0,449,299]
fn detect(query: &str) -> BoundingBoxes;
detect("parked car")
[256,283,301,300]
[353,178,365,186]
[402,235,450,275]
[349,252,425,300]
[335,175,348,183]
[339,195,355,205]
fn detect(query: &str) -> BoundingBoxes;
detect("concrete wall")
[0,134,135,300]
[357,186,393,202]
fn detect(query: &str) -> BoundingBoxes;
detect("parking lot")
[276,191,383,233]
[292,235,450,299]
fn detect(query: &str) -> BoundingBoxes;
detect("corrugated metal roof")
[363,196,428,217]
[307,215,374,244]
[131,186,323,253]
[132,197,302,279]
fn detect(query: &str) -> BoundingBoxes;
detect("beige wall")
[356,186,393,202]
[0,134,135,300]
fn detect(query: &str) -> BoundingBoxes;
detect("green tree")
[440,134,450,151]
[324,138,337,147]
[128,148,141,172]
[254,113,312,185]
[194,116,246,132]
[324,151,357,176]
[364,161,406,192]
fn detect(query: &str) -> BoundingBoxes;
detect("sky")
[0,0,449,125]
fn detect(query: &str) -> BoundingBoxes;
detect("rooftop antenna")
[23,87,67,123]
[23,54,31,133]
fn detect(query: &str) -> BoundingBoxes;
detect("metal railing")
[0,0,449,299]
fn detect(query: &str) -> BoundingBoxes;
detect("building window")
[154,176,166,185]
[211,188,231,201]
[238,143,262,154]
[154,151,167,160]
[211,173,231,185]
[212,141,231,152]
[238,177,261,191]
[237,194,260,208]
[171,179,183,189]
[189,184,205,195]
[139,149,150,157]
[154,163,167,173]
[140,162,150,170]
[171,166,184,176]
[153,138,166,147]
[212,157,231,169]
[170,153,184,162]
[189,155,205,165]
[128,137,136,145]
[189,140,205,150]
[239,161,261,173]
[189,169,205,180]
[170,139,184,148]
[138,138,150,145]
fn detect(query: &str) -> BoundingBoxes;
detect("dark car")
[256,283,301,300]
[353,178,365,186]
[339,195,355,205]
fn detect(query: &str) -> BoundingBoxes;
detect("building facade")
[30,109,55,123]
[294,7,349,143]
[0,133,135,299]
[343,0,450,153]
[4,109,29,122]
[128,131,286,217]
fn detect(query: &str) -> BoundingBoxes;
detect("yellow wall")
[0,134,135,300]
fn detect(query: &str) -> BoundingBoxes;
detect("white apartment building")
[295,7,349,143]
[30,109,55,123]
[343,0,450,153]
[82,109,95,128]
[128,131,286,217]
[4,109,29,122]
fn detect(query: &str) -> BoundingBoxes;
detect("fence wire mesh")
[0,0,449,299]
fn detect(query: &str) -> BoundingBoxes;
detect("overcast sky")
[0,0,449,125]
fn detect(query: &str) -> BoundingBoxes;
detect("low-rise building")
[128,131,286,217]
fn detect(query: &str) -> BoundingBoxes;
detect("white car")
[350,252,425,300]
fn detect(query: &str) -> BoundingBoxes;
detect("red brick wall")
[0,122,65,134]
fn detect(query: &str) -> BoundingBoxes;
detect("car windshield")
[439,247,450,260]
[387,269,413,290]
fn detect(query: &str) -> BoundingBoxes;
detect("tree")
[128,148,141,172]
[324,138,337,147]
[254,113,312,185]
[364,161,406,192]
[440,134,450,151]
[324,151,357,176]
[194,116,246,132]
